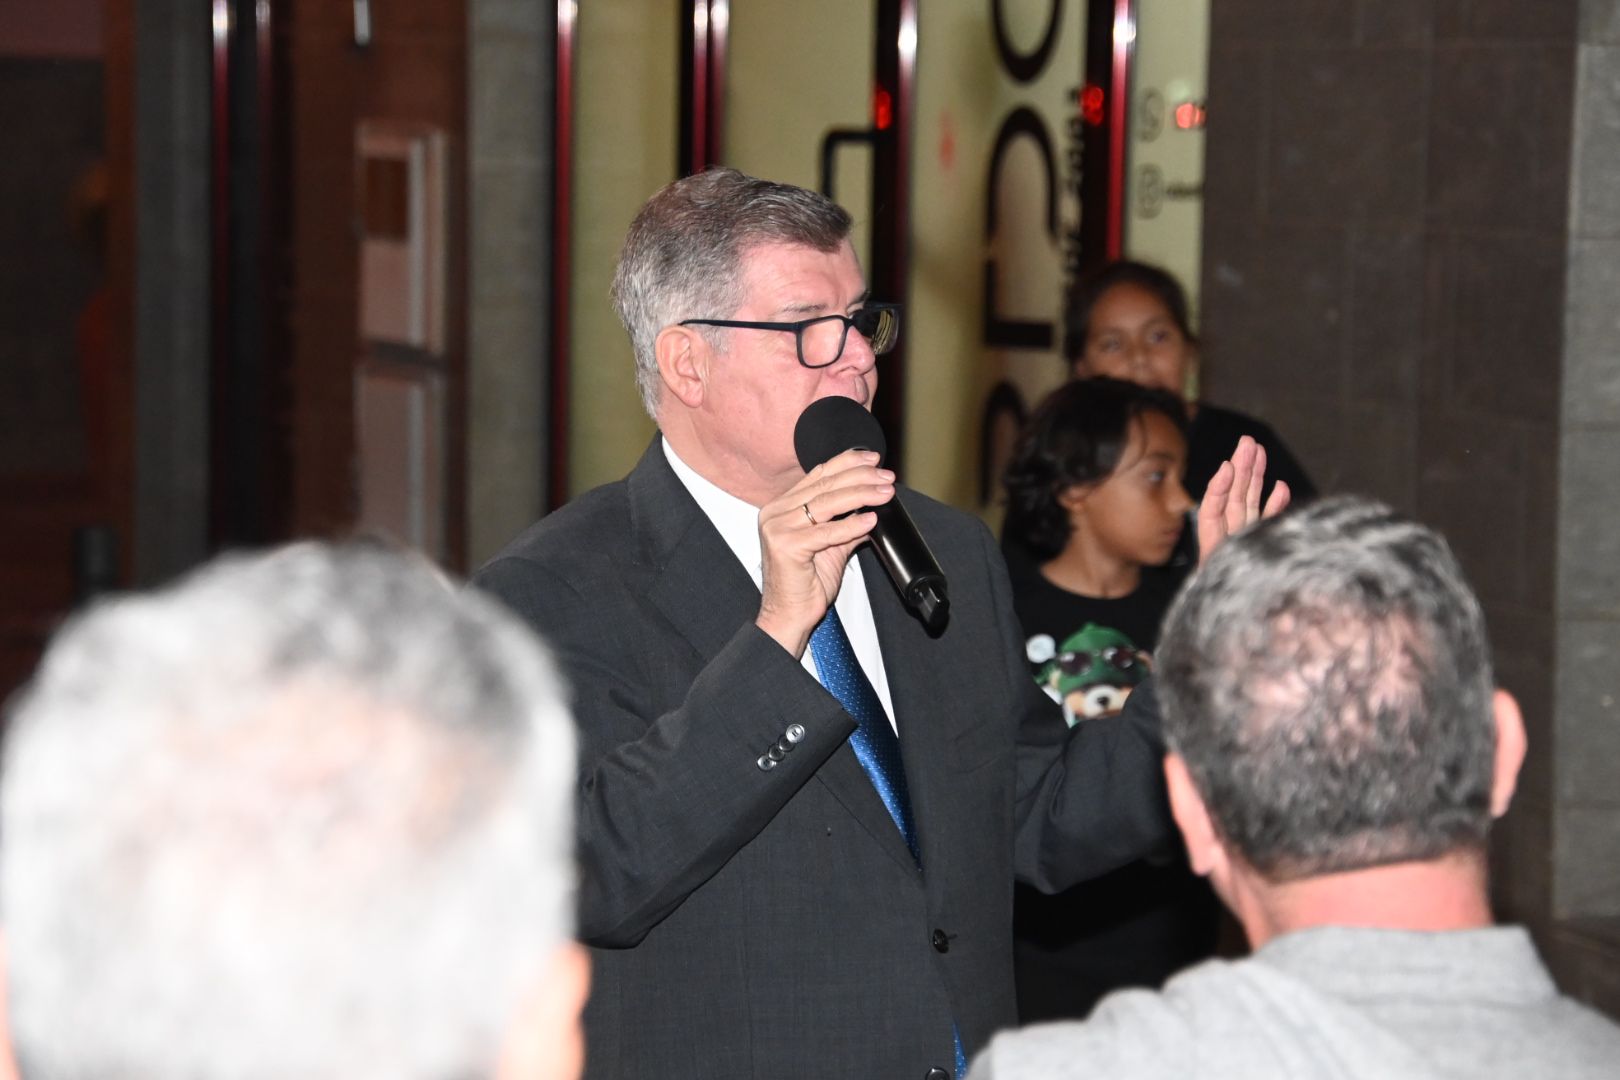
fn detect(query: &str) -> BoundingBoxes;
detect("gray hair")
[2,543,576,1080]
[1157,496,1497,881]
[610,166,854,416]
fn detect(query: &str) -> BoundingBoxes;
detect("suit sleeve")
[973,527,1175,892]
[473,554,857,948]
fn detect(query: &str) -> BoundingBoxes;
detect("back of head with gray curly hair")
[1157,496,1497,882]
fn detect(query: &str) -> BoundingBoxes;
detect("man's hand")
[756,449,894,657]
[1196,435,1292,566]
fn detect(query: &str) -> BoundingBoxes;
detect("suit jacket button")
[756,754,777,771]
[925,1068,950,1080]
[931,928,949,953]
[785,723,806,744]
[767,745,787,763]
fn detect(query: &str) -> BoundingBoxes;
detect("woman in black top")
[1066,260,1316,505]
[1003,261,1316,586]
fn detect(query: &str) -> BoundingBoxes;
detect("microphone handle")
[868,500,949,633]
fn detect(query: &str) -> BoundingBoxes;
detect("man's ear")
[1164,754,1223,878]
[0,931,20,1080]
[1490,689,1527,819]
[654,325,710,409]
[497,943,592,1080]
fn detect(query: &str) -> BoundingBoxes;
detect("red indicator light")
[874,87,893,131]
[1080,84,1105,127]
[1174,101,1207,130]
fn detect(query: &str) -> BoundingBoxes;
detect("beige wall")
[566,1,671,497]
[1124,0,1209,327]
[908,1,1086,514]
[726,0,874,265]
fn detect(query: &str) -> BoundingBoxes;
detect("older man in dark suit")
[475,168,1277,1080]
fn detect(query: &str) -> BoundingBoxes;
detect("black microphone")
[793,397,950,635]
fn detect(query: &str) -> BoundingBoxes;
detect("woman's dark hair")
[1063,259,1198,363]
[1003,377,1189,562]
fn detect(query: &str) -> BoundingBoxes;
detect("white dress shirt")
[662,438,899,734]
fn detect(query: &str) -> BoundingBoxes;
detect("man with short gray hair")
[1,543,588,1080]
[968,496,1620,1079]
[476,167,1217,1078]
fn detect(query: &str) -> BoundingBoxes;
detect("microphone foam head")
[794,396,888,472]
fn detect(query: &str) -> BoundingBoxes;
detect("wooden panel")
[279,0,468,566]
[0,0,134,704]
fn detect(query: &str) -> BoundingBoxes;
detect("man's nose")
[839,324,879,372]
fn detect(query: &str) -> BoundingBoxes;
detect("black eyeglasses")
[678,303,901,369]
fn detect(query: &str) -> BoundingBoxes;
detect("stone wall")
[467,0,550,567]
[1201,0,1620,1015]
[1548,0,1620,1013]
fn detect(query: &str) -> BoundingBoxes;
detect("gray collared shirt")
[968,925,1620,1079]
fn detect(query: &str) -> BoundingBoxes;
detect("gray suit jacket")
[474,439,1170,1080]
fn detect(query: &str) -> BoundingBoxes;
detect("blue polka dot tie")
[809,606,969,1078]
[809,606,919,864]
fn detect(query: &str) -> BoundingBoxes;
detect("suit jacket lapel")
[628,439,924,875]
[808,614,924,874]
[628,438,763,663]
[803,545,924,873]
[858,530,979,884]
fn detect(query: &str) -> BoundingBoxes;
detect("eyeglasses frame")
[677,302,901,370]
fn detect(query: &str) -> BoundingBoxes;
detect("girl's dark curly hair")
[1063,259,1198,364]
[1003,377,1189,562]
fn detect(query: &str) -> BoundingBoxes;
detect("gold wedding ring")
[802,503,818,525]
